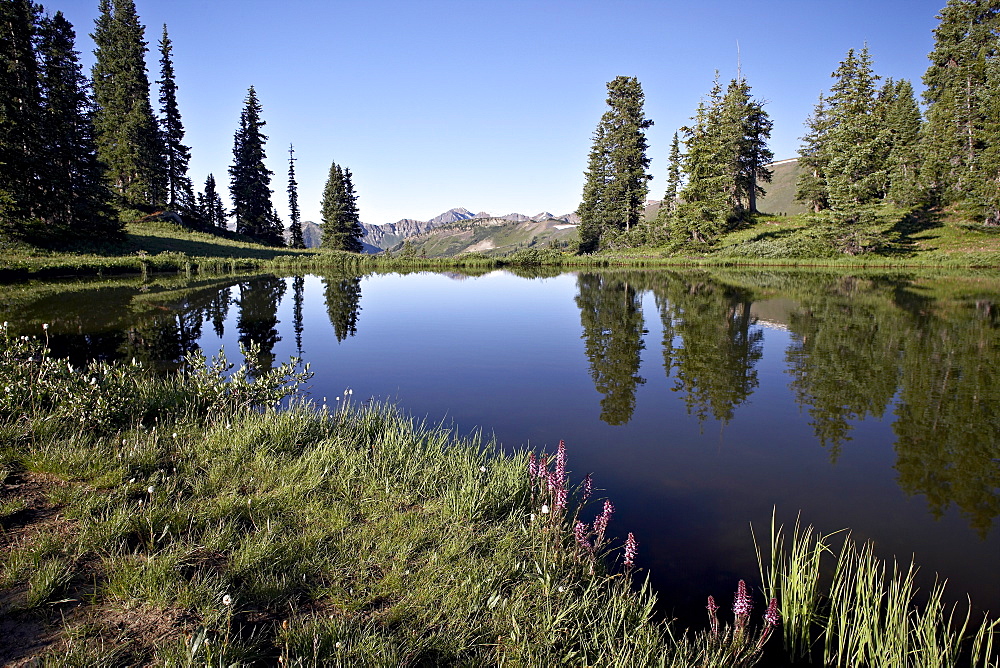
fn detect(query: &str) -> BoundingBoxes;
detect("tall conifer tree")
[883,79,923,207]
[198,173,226,230]
[37,11,117,235]
[825,47,885,210]
[675,74,772,243]
[91,0,165,209]
[320,161,363,252]
[287,143,304,248]
[157,24,193,212]
[0,0,44,229]
[796,94,832,213]
[661,132,682,215]
[576,76,653,252]
[229,86,282,245]
[921,0,1000,203]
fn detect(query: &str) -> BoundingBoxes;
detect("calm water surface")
[4,268,998,619]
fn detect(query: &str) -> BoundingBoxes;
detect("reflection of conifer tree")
[236,277,286,373]
[893,302,999,537]
[207,287,231,338]
[654,291,678,384]
[322,274,362,342]
[575,273,646,426]
[660,277,763,425]
[121,296,206,370]
[292,275,305,354]
[785,277,902,458]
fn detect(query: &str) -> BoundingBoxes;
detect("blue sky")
[56,0,945,227]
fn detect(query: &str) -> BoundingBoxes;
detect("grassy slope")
[1,203,1000,280]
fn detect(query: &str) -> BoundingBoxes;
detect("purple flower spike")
[733,579,753,616]
[528,452,537,478]
[574,521,592,551]
[593,499,614,545]
[707,595,720,636]
[582,473,593,503]
[733,580,753,633]
[624,532,638,568]
[764,597,780,627]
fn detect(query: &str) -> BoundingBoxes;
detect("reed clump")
[757,513,999,667]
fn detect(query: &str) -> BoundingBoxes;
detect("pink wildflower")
[733,580,753,633]
[574,521,592,552]
[624,532,638,568]
[528,452,537,478]
[582,473,593,503]
[707,595,720,636]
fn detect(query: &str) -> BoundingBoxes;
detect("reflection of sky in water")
[9,270,999,619]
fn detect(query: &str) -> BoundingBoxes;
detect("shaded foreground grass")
[1,327,997,666]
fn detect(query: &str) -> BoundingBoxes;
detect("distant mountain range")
[361,208,580,250]
[287,208,580,251]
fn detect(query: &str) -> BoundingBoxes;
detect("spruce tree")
[883,79,923,207]
[576,76,653,252]
[229,86,282,245]
[157,24,193,213]
[662,131,682,214]
[320,161,364,252]
[976,52,1000,225]
[198,173,226,230]
[37,11,117,235]
[0,0,44,230]
[287,143,304,248]
[921,0,1000,202]
[825,47,886,210]
[674,74,771,243]
[796,94,832,212]
[91,0,165,209]
[675,76,730,243]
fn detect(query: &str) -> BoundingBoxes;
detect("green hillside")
[756,159,809,216]
[388,217,579,257]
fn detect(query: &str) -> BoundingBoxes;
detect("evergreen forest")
[1,0,998,261]
[577,1,1000,257]
[0,0,363,251]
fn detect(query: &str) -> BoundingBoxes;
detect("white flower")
[558,586,565,592]
[530,513,536,521]
[172,432,178,439]
[129,477,135,484]
[335,642,342,649]
[42,323,48,330]
[479,466,486,473]
[541,504,550,514]
[222,594,232,606]
[147,486,154,495]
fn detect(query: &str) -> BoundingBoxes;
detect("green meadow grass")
[2,326,997,666]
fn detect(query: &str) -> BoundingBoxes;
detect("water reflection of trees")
[236,277,286,373]
[893,298,1000,537]
[576,273,646,425]
[322,274,362,342]
[655,277,762,425]
[784,276,904,459]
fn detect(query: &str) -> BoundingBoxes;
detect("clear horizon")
[56,0,945,227]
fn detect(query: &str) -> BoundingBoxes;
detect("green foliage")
[921,0,1000,205]
[674,74,773,246]
[91,0,165,209]
[229,86,282,246]
[286,144,305,248]
[759,515,999,667]
[577,76,653,252]
[319,161,363,253]
[156,24,194,214]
